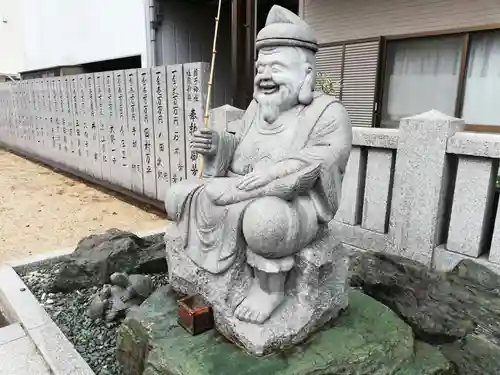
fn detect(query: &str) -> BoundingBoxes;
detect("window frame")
[375,26,500,133]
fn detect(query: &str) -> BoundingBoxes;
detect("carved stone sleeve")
[202,130,239,177]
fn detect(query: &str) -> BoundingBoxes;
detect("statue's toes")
[234,304,247,320]
[246,310,259,324]
[253,311,266,324]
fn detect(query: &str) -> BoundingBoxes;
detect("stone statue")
[164,5,352,355]
[88,273,154,322]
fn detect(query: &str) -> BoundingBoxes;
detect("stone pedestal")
[117,287,452,375]
[163,224,349,356]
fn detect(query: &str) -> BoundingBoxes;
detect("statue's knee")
[242,197,300,258]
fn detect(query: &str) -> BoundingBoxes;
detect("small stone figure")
[164,5,352,355]
[88,273,154,322]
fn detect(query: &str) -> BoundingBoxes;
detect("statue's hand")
[237,170,277,191]
[190,129,218,156]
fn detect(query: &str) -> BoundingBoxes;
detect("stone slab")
[0,323,25,346]
[329,220,389,254]
[183,62,209,179]
[388,110,465,266]
[448,157,497,257]
[118,286,452,375]
[352,127,399,149]
[362,148,393,233]
[488,199,500,265]
[335,146,365,225]
[433,245,500,275]
[0,266,51,330]
[447,131,500,159]
[0,335,51,375]
[29,320,95,375]
[0,266,94,375]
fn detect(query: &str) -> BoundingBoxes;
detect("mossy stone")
[117,287,452,375]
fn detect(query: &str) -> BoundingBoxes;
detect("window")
[379,30,500,129]
[381,36,464,128]
[462,30,500,126]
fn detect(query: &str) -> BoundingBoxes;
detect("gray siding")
[155,0,232,107]
[304,0,500,44]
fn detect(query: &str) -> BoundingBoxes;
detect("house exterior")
[0,0,24,75]
[8,0,148,78]
[301,0,500,132]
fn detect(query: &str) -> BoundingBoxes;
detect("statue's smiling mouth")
[259,80,279,95]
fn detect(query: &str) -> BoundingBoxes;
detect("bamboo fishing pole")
[198,0,222,178]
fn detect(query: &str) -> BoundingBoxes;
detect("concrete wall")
[303,0,500,44]
[20,0,148,72]
[0,0,24,74]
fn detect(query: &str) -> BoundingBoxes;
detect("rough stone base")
[117,286,453,375]
[164,224,349,356]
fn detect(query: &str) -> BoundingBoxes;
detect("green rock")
[117,287,452,375]
[440,334,500,375]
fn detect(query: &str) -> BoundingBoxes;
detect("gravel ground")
[20,264,169,375]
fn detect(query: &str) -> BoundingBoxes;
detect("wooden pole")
[198,0,223,178]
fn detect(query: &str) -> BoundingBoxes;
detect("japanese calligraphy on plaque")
[113,70,131,190]
[94,72,110,182]
[167,65,186,185]
[114,70,132,189]
[70,76,83,170]
[78,74,90,171]
[125,69,143,194]
[104,72,120,186]
[47,79,57,155]
[57,78,69,156]
[183,62,209,179]
[64,77,76,168]
[138,68,156,199]
[152,66,170,201]
[52,78,62,158]
[38,80,47,149]
[86,73,102,179]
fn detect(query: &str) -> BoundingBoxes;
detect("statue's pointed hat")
[256,5,318,52]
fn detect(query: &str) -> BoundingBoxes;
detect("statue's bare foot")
[234,280,284,324]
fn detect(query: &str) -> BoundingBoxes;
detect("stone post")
[388,110,464,266]
[209,104,245,134]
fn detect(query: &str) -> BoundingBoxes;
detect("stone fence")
[330,110,500,275]
[0,63,211,202]
[1,66,500,275]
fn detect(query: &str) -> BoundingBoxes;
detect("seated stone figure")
[165,5,351,338]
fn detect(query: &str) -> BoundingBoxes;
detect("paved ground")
[0,324,51,375]
[0,150,167,263]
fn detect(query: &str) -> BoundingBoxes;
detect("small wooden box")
[177,295,214,335]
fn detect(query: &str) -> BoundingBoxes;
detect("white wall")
[21,0,148,72]
[0,0,25,74]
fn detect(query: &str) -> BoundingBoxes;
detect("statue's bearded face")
[254,46,314,123]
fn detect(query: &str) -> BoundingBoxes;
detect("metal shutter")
[316,45,343,95]
[341,40,380,127]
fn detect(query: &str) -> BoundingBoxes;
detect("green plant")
[316,72,341,96]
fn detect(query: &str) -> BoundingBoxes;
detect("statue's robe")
[165,92,352,274]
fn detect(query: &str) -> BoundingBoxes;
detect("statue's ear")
[298,66,314,105]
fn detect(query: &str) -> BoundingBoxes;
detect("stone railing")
[328,110,500,275]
